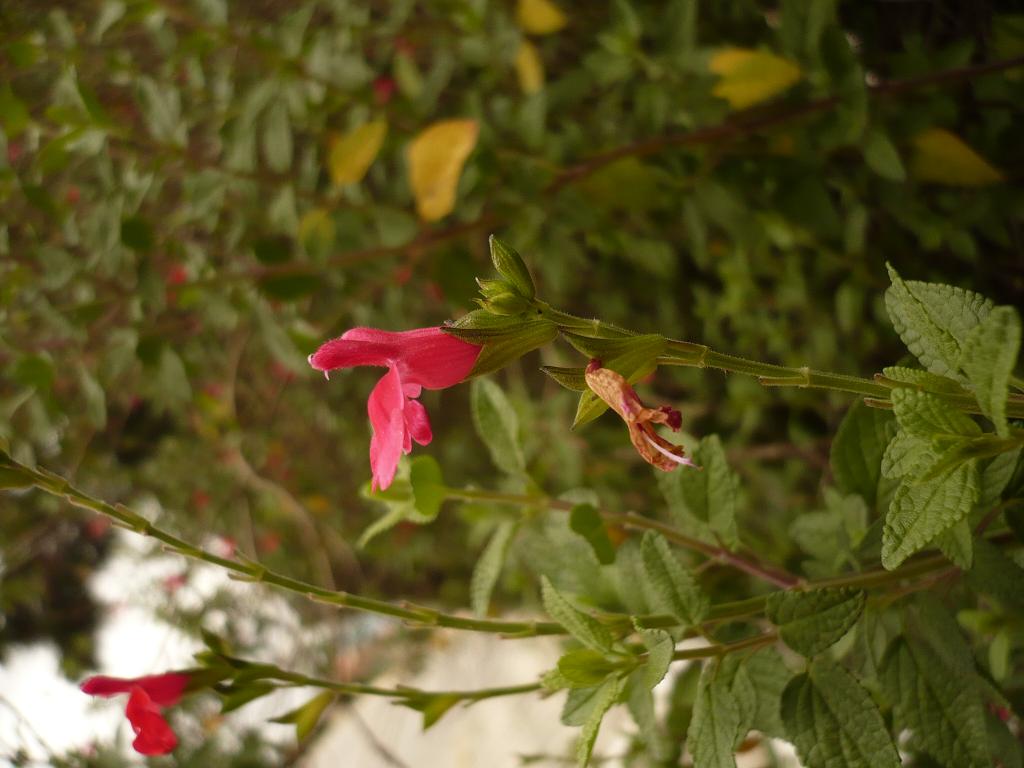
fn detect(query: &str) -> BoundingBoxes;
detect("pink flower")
[308,326,481,490]
[81,672,190,755]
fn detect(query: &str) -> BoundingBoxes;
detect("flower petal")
[81,673,188,707]
[403,398,433,447]
[307,338,397,373]
[125,687,178,755]
[367,366,406,491]
[397,328,481,389]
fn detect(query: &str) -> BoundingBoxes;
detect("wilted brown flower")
[584,359,698,472]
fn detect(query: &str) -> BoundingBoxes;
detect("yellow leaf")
[517,0,567,35]
[709,48,801,110]
[910,128,1004,187]
[515,40,544,94]
[328,120,387,186]
[298,208,335,256]
[406,119,479,221]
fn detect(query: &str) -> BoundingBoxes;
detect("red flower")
[308,326,480,490]
[81,672,189,755]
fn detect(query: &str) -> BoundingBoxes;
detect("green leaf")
[262,99,292,172]
[576,675,624,767]
[657,434,740,549]
[933,518,973,569]
[881,366,967,394]
[766,587,865,657]
[890,388,980,438]
[540,576,614,653]
[781,659,900,768]
[742,648,792,738]
[638,627,674,690]
[686,659,742,768]
[882,637,989,768]
[882,460,979,569]
[959,306,1021,435]
[885,264,993,378]
[76,366,107,429]
[488,235,536,300]
[270,691,334,741]
[136,75,184,146]
[862,128,906,181]
[470,378,525,475]
[409,454,445,520]
[219,682,276,713]
[399,692,461,730]
[830,401,896,507]
[570,504,615,565]
[557,649,621,687]
[881,431,934,480]
[470,520,516,616]
[640,531,709,628]
[966,538,1024,612]
[120,216,155,252]
[978,446,1021,508]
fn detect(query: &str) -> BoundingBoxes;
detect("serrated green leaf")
[979,446,1021,508]
[882,366,967,394]
[742,648,792,738]
[488,235,535,299]
[270,691,334,741]
[657,434,740,549]
[576,675,624,767]
[960,306,1021,436]
[890,388,980,438]
[933,518,973,569]
[882,459,979,569]
[781,659,899,768]
[881,431,935,479]
[639,531,708,629]
[562,684,608,727]
[882,637,989,768]
[638,627,674,690]
[766,587,865,657]
[830,401,896,507]
[470,520,516,616]
[471,378,525,475]
[885,264,993,378]
[557,648,620,687]
[686,659,742,768]
[570,504,615,565]
[541,576,614,653]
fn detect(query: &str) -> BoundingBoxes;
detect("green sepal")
[489,235,536,299]
[443,311,558,377]
[571,334,669,429]
[476,277,513,298]
[541,365,588,392]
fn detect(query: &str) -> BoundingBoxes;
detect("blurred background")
[1,0,1022,764]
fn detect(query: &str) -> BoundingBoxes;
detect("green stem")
[670,632,777,662]
[542,305,1024,416]
[261,666,541,702]
[1,455,992,641]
